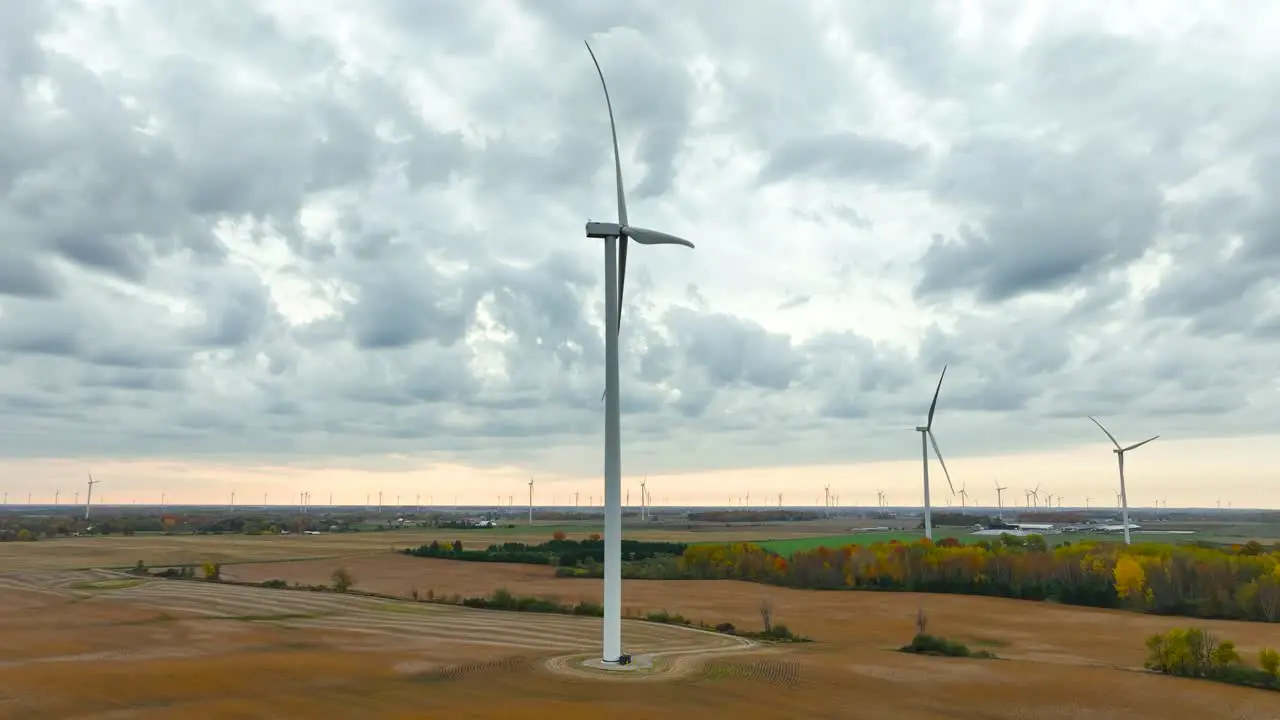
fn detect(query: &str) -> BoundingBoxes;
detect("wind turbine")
[993,480,1008,520]
[584,39,696,666]
[638,477,646,521]
[54,489,60,506]
[958,481,969,515]
[527,477,534,526]
[1089,416,1158,546]
[85,472,99,521]
[915,366,956,540]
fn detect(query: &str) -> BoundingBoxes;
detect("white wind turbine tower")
[994,480,1008,520]
[527,477,534,526]
[1089,416,1158,546]
[639,477,646,521]
[584,39,697,666]
[84,472,100,521]
[54,489,60,506]
[958,481,969,515]
[914,366,956,540]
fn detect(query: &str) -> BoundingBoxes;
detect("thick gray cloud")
[1,0,1278,478]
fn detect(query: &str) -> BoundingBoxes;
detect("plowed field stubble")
[2,547,1280,717]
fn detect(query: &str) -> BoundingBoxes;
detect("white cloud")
[1,0,1278,504]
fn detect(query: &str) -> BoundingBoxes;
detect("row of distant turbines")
[910,365,1164,546]
[3,472,104,521]
[2,485,1205,514]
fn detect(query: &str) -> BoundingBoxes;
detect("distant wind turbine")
[958,481,969,515]
[584,38,696,668]
[993,480,1008,520]
[527,477,534,526]
[915,366,956,540]
[1089,416,1158,546]
[54,489,60,506]
[85,472,100,521]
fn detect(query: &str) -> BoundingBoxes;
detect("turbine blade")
[624,226,695,249]
[1088,416,1122,450]
[927,430,955,494]
[1122,435,1159,452]
[584,40,629,334]
[926,364,947,429]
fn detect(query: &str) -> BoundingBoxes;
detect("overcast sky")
[2,0,1278,508]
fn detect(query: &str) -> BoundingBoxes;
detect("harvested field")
[5,550,1280,717]
[223,554,1280,718]
[0,518,905,572]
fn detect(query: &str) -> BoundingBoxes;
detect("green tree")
[1259,648,1279,678]
[1022,534,1048,552]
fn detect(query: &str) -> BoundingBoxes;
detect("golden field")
[2,530,1280,718]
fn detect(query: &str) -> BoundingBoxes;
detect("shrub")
[901,633,994,659]
[645,609,690,626]
[571,600,603,616]
[260,579,288,589]
[1143,627,1279,691]
[202,562,221,581]
[330,567,355,593]
[1144,628,1237,678]
[1260,647,1279,678]
[553,530,567,541]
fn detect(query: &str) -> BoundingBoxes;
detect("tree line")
[404,535,689,568]
[674,536,1280,622]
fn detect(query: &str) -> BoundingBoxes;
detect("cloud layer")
[2,0,1278,490]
